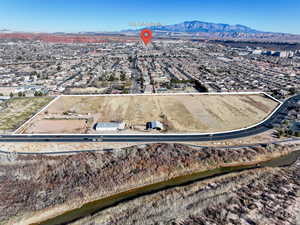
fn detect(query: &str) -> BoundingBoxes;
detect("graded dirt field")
[20,94,279,134]
[25,119,88,134]
[0,97,54,134]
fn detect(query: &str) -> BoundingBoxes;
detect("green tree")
[276,128,285,138]
[108,74,115,81]
[18,92,23,97]
[120,73,126,81]
[289,87,297,95]
[34,91,43,96]
[10,92,14,98]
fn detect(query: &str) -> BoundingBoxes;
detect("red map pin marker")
[140,29,152,45]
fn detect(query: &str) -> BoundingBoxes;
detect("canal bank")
[30,150,300,225]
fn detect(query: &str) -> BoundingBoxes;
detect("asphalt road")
[0,94,299,143]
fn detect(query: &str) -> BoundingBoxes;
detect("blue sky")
[0,0,299,34]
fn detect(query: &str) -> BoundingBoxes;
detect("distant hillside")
[0,33,138,43]
[148,21,260,33]
[1,21,300,43]
[0,29,11,33]
[122,20,300,42]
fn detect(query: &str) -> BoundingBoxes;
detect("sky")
[0,0,299,34]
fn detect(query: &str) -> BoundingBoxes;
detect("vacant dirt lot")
[21,94,278,134]
[0,97,53,134]
[25,119,87,134]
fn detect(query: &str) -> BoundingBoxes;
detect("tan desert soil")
[0,142,136,153]
[21,94,278,134]
[24,119,87,134]
[1,142,298,225]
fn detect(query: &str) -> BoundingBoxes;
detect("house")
[94,122,125,131]
[146,121,164,130]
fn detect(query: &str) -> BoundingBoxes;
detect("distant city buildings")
[0,38,299,99]
[253,49,295,58]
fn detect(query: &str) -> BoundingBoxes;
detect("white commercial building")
[95,122,125,131]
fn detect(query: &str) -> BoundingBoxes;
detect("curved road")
[0,94,299,143]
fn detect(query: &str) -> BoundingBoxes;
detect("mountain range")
[123,20,300,42]
[146,21,261,33]
[1,21,300,42]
